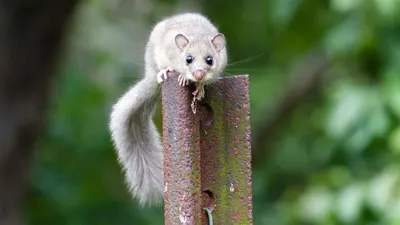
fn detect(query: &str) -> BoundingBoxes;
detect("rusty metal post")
[199,75,253,224]
[162,73,202,225]
[162,74,253,225]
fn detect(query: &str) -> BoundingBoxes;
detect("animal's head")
[175,33,227,84]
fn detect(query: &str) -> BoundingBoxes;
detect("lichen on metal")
[199,75,253,224]
[162,74,253,225]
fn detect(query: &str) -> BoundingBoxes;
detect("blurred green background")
[26,0,400,224]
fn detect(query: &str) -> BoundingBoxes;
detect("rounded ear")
[211,33,226,52]
[175,34,189,51]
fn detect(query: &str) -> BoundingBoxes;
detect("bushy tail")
[109,77,163,206]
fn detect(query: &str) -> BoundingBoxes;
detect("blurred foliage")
[25,0,400,224]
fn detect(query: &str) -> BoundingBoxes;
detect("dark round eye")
[205,56,213,66]
[186,55,194,64]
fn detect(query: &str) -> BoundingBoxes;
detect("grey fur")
[109,13,227,206]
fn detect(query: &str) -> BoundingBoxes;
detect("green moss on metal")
[201,76,252,224]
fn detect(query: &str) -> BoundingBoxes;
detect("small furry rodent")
[109,13,227,206]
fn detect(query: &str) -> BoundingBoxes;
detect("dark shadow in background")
[0,0,80,224]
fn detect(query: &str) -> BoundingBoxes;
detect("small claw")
[178,74,184,86]
[178,74,189,86]
[165,66,173,80]
[157,67,174,84]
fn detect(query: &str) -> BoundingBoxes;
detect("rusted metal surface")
[162,74,253,225]
[162,73,202,225]
[199,75,253,224]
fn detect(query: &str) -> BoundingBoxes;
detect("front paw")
[178,74,190,86]
[157,66,174,84]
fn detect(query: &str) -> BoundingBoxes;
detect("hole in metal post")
[202,189,216,210]
[198,102,214,127]
[203,189,214,199]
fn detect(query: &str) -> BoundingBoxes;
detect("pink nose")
[193,70,206,81]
